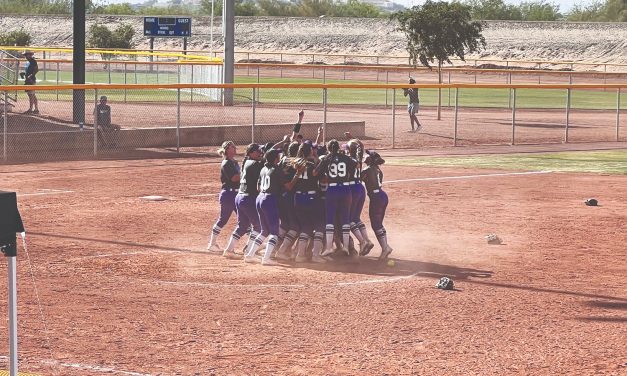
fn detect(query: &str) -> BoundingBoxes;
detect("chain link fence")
[1,83,625,163]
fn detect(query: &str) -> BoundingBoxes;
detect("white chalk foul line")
[41,360,152,376]
[154,269,422,289]
[186,192,219,197]
[179,171,552,199]
[69,251,153,261]
[385,170,552,184]
[0,356,151,376]
[17,189,75,197]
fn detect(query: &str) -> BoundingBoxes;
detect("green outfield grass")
[387,150,627,175]
[34,71,626,109]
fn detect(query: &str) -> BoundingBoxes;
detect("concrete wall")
[3,121,365,154]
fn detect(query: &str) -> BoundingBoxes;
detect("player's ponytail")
[217,140,234,158]
[264,149,280,167]
[242,143,261,169]
[292,142,312,170]
[347,139,363,161]
[327,139,340,155]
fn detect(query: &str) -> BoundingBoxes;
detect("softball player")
[246,149,302,266]
[223,143,263,259]
[274,141,301,259]
[361,151,393,260]
[347,139,375,256]
[289,142,327,263]
[316,139,357,257]
[207,141,240,254]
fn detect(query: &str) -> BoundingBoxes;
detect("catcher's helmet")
[584,198,598,206]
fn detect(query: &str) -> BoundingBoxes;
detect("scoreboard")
[144,17,192,37]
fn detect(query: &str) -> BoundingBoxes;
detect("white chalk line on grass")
[385,170,552,184]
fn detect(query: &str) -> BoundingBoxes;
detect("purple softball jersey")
[256,165,286,236]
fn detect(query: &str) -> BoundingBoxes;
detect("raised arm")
[291,110,305,141]
[315,125,324,145]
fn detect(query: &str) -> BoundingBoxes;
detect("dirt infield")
[0,152,625,375]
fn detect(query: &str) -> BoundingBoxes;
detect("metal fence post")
[537,63,541,84]
[565,88,571,143]
[511,88,517,145]
[323,88,327,143]
[124,63,128,103]
[447,70,451,107]
[3,91,7,161]
[252,88,256,143]
[108,62,112,84]
[56,62,60,101]
[454,88,459,146]
[176,88,181,153]
[617,88,621,142]
[94,89,98,157]
[385,71,389,107]
[392,88,396,149]
[190,64,194,103]
[43,50,47,81]
[508,72,512,109]
[323,67,326,84]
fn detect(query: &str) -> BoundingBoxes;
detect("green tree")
[257,0,300,16]
[199,0,223,16]
[87,23,135,61]
[461,0,522,20]
[0,29,32,46]
[333,0,382,17]
[199,0,259,16]
[567,0,627,22]
[90,3,137,15]
[0,0,71,14]
[392,1,485,118]
[519,0,561,21]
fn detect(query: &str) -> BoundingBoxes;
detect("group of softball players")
[206,114,393,266]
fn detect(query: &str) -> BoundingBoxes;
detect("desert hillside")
[1,15,626,69]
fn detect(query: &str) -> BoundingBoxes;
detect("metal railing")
[5,45,627,73]
[1,82,625,162]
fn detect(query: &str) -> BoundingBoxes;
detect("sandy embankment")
[1,15,626,69]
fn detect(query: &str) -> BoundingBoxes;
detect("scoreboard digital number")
[144,17,192,37]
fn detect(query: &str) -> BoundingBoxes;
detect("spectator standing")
[21,51,39,114]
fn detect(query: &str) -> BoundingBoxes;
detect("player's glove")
[485,233,502,245]
[584,198,598,206]
[436,277,454,290]
[19,72,25,79]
